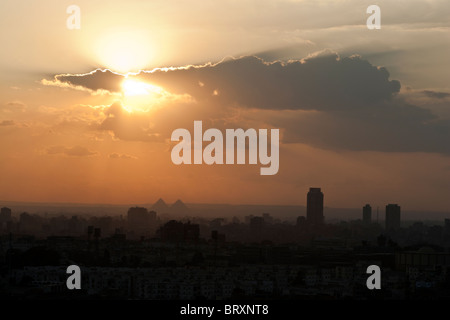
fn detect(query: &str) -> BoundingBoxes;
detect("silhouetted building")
[211,230,226,242]
[296,216,306,227]
[386,204,401,231]
[262,213,274,224]
[250,216,265,231]
[445,219,450,236]
[210,218,224,229]
[445,219,450,229]
[0,207,12,223]
[96,216,113,235]
[19,212,42,234]
[158,220,200,242]
[94,227,101,238]
[363,204,372,224]
[159,220,184,241]
[307,188,324,225]
[127,207,157,236]
[68,215,82,235]
[396,247,450,270]
[244,215,254,224]
[184,222,200,241]
[87,225,94,239]
[110,228,126,242]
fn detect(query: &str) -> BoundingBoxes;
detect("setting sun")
[122,79,152,96]
[121,79,167,112]
[122,79,165,96]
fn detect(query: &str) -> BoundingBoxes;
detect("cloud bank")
[46,53,450,154]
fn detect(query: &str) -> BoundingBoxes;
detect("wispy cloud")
[421,90,450,100]
[46,145,97,157]
[41,69,125,94]
[109,152,138,160]
[0,120,15,126]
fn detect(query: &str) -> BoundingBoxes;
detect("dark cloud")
[50,53,401,110]
[263,107,450,153]
[134,53,401,112]
[109,153,138,160]
[50,53,450,154]
[422,90,450,100]
[54,69,124,93]
[47,145,97,157]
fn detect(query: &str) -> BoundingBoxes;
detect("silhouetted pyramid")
[170,199,189,214]
[152,198,169,213]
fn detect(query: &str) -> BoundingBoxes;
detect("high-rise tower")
[306,188,324,225]
[385,204,401,231]
[363,204,372,224]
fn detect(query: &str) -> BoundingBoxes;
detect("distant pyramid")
[170,199,189,214]
[152,198,169,213]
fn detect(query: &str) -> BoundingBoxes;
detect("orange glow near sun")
[122,79,152,96]
[122,79,164,96]
[95,28,154,73]
[121,79,166,112]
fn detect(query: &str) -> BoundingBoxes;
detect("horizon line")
[0,199,449,214]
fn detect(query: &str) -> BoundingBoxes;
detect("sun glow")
[121,79,166,112]
[95,28,154,73]
[122,79,164,96]
[123,79,151,96]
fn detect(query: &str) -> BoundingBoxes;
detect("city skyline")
[1,187,441,224]
[0,187,447,222]
[0,188,427,239]
[3,185,450,301]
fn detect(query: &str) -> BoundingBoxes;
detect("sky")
[0,0,449,213]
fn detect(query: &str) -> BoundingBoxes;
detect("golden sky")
[0,0,449,212]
